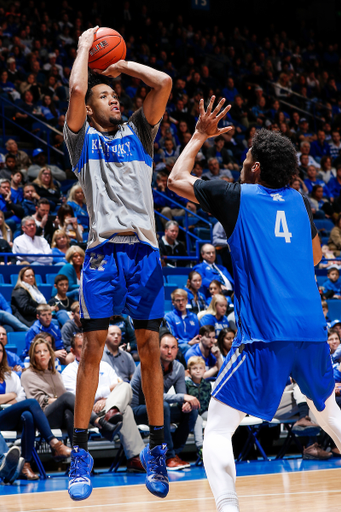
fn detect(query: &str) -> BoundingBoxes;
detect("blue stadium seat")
[194,227,211,241]
[326,300,341,321]
[10,274,43,286]
[7,332,26,356]
[164,300,173,313]
[46,274,58,285]
[164,284,177,300]
[316,275,327,287]
[314,219,335,234]
[320,236,330,246]
[0,285,14,302]
[39,284,53,301]
[0,275,4,284]
[166,275,189,287]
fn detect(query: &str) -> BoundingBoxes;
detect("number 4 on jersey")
[274,211,292,243]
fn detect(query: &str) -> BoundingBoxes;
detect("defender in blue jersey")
[168,97,341,512]
[65,27,172,501]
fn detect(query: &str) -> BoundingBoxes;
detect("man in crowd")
[27,148,67,181]
[131,332,199,470]
[296,141,320,168]
[0,179,24,232]
[5,138,31,173]
[304,165,331,198]
[205,157,234,182]
[193,243,233,297]
[63,333,146,472]
[185,325,222,378]
[61,301,83,355]
[32,198,55,243]
[22,184,40,216]
[12,216,52,265]
[102,325,136,383]
[309,130,330,163]
[164,289,201,354]
[0,155,17,180]
[329,130,341,163]
[158,220,188,267]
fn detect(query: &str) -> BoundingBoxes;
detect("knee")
[21,410,34,427]
[26,398,41,412]
[120,382,132,401]
[138,337,160,365]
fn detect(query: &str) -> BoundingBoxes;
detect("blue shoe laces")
[148,450,167,475]
[69,453,91,482]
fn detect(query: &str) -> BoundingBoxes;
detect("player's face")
[87,85,122,129]
[241,149,259,184]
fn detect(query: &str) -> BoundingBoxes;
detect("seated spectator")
[159,220,187,267]
[0,178,24,233]
[48,274,72,327]
[198,294,230,336]
[319,155,336,184]
[217,327,235,360]
[23,304,68,363]
[206,279,223,305]
[185,355,212,460]
[184,270,207,315]
[297,141,320,169]
[61,301,82,354]
[10,170,23,204]
[157,139,180,161]
[193,243,233,298]
[5,138,31,172]
[327,164,341,200]
[322,267,341,299]
[304,165,331,199]
[32,198,56,244]
[11,266,47,327]
[32,167,62,211]
[204,157,233,182]
[12,216,52,265]
[0,155,17,181]
[0,341,71,480]
[56,204,83,244]
[53,246,84,301]
[21,337,118,444]
[328,329,340,358]
[40,94,60,125]
[0,326,24,371]
[298,154,309,179]
[28,149,66,182]
[205,136,239,171]
[310,130,330,163]
[63,333,145,471]
[0,291,28,332]
[164,288,201,354]
[0,210,12,246]
[102,325,136,382]
[22,184,40,217]
[51,229,70,265]
[329,130,341,163]
[131,332,198,470]
[14,90,36,132]
[109,315,137,354]
[308,185,332,218]
[66,183,89,232]
[185,325,222,378]
[229,95,249,128]
[328,214,341,255]
[296,118,316,144]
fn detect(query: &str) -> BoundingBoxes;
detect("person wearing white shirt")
[296,141,320,169]
[62,333,145,472]
[12,216,52,265]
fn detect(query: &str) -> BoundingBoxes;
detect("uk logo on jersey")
[270,193,285,202]
[89,253,107,271]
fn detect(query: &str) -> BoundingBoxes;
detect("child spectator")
[23,304,67,363]
[184,325,223,378]
[198,294,230,336]
[164,289,201,354]
[184,271,207,314]
[322,267,341,299]
[186,356,211,460]
[48,275,71,327]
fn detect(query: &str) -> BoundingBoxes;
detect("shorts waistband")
[109,235,139,244]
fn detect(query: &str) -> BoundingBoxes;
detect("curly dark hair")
[251,129,298,188]
[85,70,114,104]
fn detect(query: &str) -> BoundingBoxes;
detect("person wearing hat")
[27,148,66,181]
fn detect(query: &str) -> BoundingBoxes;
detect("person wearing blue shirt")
[185,325,222,378]
[193,243,233,298]
[199,294,230,337]
[221,78,239,105]
[184,271,207,315]
[23,304,65,360]
[322,267,341,299]
[310,130,330,163]
[22,184,39,217]
[0,326,24,372]
[304,165,331,199]
[10,171,24,204]
[66,184,89,231]
[164,289,201,354]
[327,166,341,200]
[0,292,29,333]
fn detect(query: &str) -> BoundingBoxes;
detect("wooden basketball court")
[1,468,340,512]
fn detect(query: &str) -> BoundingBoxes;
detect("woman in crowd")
[217,328,236,360]
[184,271,207,314]
[21,337,119,442]
[54,246,84,301]
[198,294,230,336]
[328,214,341,255]
[40,94,60,125]
[56,204,83,244]
[51,229,70,265]
[32,167,62,211]
[206,279,223,305]
[320,155,336,184]
[0,210,12,245]
[328,329,340,356]
[11,266,46,327]
[0,341,71,480]
[66,183,89,232]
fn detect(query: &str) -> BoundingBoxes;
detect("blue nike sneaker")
[140,444,169,498]
[68,446,94,501]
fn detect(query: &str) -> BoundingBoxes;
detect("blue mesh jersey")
[194,181,327,345]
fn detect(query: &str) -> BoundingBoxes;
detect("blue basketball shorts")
[212,340,334,421]
[79,238,164,322]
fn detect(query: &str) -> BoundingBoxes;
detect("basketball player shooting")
[64,26,172,501]
[168,96,341,512]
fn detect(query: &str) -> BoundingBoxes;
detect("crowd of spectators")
[1,0,341,481]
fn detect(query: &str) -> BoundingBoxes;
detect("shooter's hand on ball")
[77,26,99,51]
[195,96,232,139]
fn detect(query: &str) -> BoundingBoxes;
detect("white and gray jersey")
[64,108,160,250]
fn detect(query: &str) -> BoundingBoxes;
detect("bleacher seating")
[326,300,341,321]
[7,332,26,356]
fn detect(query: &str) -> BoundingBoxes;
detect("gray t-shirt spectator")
[61,319,82,353]
[101,347,136,383]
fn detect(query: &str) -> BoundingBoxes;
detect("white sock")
[203,399,245,512]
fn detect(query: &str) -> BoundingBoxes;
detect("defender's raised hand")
[195,96,232,139]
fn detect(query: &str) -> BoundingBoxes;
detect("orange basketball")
[88,27,126,70]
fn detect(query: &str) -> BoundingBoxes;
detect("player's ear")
[86,105,93,116]
[251,162,260,173]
